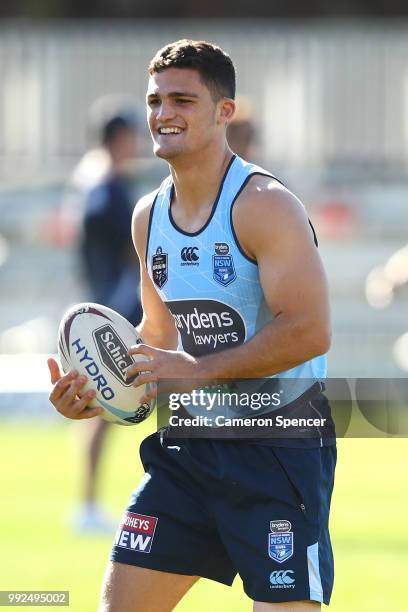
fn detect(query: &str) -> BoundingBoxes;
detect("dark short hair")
[148,39,236,101]
[88,95,140,146]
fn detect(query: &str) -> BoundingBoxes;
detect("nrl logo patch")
[152,246,168,289]
[213,244,236,286]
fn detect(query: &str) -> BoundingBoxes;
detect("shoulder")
[132,189,158,222]
[233,174,315,259]
[236,174,307,223]
[131,189,159,257]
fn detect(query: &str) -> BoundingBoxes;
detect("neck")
[168,142,234,213]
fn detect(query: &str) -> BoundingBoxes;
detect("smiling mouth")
[157,127,183,135]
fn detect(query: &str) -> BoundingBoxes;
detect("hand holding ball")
[57,303,155,425]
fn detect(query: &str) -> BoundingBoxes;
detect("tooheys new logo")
[115,511,158,554]
[166,299,246,357]
[93,324,139,386]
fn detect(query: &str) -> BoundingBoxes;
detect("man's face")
[113,127,138,161]
[146,67,222,161]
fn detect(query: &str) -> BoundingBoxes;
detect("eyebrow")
[147,91,200,100]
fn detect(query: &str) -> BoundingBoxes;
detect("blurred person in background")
[365,244,408,372]
[226,95,256,160]
[365,243,408,311]
[65,97,143,533]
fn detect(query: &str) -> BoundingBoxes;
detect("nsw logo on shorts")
[268,529,294,563]
[115,512,158,554]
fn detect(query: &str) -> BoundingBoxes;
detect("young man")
[48,40,336,611]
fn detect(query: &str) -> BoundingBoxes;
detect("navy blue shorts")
[111,433,336,605]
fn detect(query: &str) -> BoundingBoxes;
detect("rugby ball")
[57,303,154,426]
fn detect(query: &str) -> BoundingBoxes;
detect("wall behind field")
[0,19,408,384]
[1,19,408,184]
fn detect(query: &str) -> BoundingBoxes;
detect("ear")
[217,98,236,125]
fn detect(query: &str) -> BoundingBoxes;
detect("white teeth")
[159,127,182,134]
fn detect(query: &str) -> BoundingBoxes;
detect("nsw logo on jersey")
[213,243,236,286]
[152,247,168,289]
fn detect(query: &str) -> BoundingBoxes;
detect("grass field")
[0,420,407,611]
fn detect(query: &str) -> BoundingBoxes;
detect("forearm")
[136,315,178,350]
[198,315,329,380]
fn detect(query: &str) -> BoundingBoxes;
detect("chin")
[153,144,184,161]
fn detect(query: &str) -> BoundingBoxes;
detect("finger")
[132,372,157,388]
[57,387,95,419]
[77,405,105,420]
[57,389,101,420]
[57,375,89,414]
[71,393,104,420]
[126,361,154,379]
[47,358,62,385]
[49,370,79,403]
[128,344,156,358]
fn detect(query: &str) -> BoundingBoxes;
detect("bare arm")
[198,178,331,378]
[132,193,178,350]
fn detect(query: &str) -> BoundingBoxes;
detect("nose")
[156,100,176,122]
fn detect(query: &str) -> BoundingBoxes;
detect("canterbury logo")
[181,247,199,263]
[270,570,295,586]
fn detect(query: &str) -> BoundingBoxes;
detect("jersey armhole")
[230,173,320,263]
[308,219,319,247]
[229,171,281,265]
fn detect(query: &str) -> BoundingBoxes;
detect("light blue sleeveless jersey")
[146,155,326,415]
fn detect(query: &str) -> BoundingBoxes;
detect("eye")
[148,98,160,107]
[176,99,192,104]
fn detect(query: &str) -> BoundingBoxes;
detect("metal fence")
[1,19,408,181]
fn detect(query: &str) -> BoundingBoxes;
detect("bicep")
[258,227,329,324]
[239,186,330,326]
